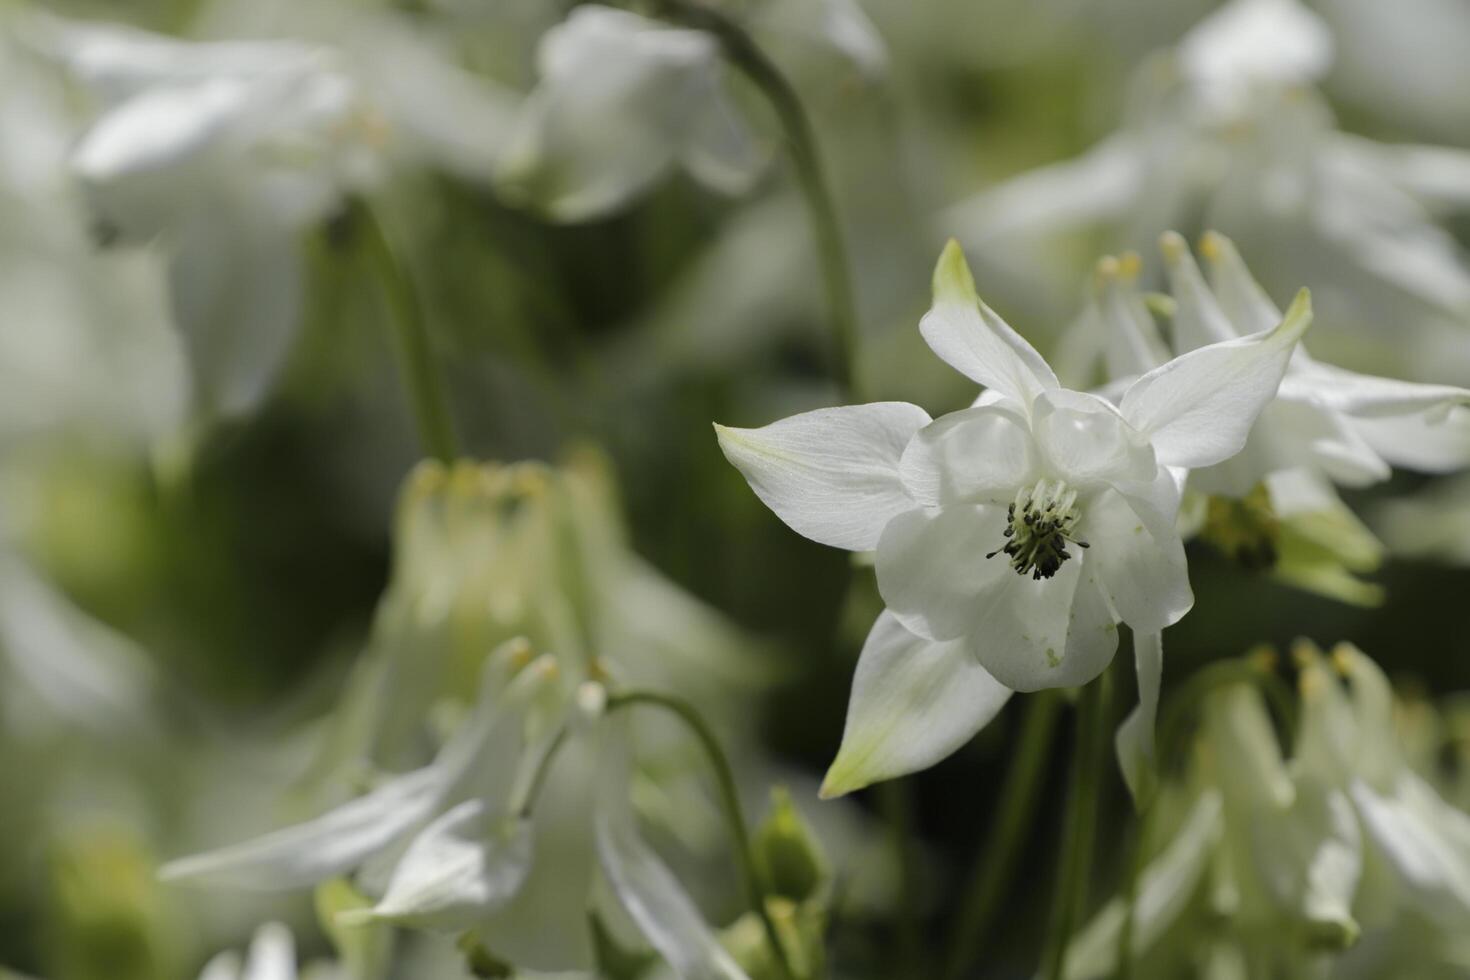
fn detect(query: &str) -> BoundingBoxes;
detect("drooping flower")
[33,9,515,417]
[944,0,1470,386]
[497,4,766,222]
[162,644,750,978]
[1079,231,1470,601]
[717,240,1310,796]
[1062,643,1470,979]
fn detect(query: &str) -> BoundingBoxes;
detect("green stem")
[657,1,861,402]
[605,690,798,980]
[942,691,1062,980]
[878,779,921,977]
[1044,679,1109,980]
[357,201,459,463]
[1112,797,1153,980]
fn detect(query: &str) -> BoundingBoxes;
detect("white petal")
[1120,288,1312,469]
[820,612,1012,798]
[1177,0,1333,93]
[348,800,533,929]
[1062,790,1223,980]
[71,81,250,239]
[920,240,1058,404]
[595,726,750,980]
[716,403,931,551]
[1353,408,1470,473]
[1032,389,1157,489]
[1250,782,1361,936]
[169,208,303,417]
[1087,489,1193,634]
[875,504,1011,642]
[242,923,296,980]
[680,69,766,195]
[1350,775,1470,926]
[1199,683,1294,809]
[1092,256,1170,378]
[964,557,1118,693]
[197,951,244,980]
[1281,361,1470,419]
[1199,231,1286,335]
[1159,231,1241,350]
[1114,630,1164,807]
[497,6,736,221]
[897,403,1036,508]
[942,136,1142,246]
[159,767,447,889]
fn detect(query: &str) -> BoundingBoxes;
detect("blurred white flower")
[945,0,1470,385]
[34,9,515,417]
[1078,231,1470,600]
[717,241,1308,795]
[163,648,748,978]
[0,16,185,446]
[497,5,766,222]
[1065,644,1470,978]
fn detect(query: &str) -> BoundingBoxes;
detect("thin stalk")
[357,201,459,462]
[878,779,921,977]
[943,691,1062,980]
[1043,679,1109,980]
[1112,798,1154,980]
[606,689,798,980]
[656,1,861,401]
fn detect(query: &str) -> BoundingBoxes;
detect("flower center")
[987,479,1089,580]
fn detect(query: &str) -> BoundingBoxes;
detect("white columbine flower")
[497,4,765,222]
[717,240,1310,796]
[1079,232,1470,601]
[35,11,514,416]
[943,0,1470,386]
[161,645,749,978]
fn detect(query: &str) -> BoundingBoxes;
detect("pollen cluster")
[988,479,1089,579]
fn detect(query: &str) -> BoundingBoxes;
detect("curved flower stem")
[1043,677,1110,980]
[357,201,460,463]
[942,690,1062,980]
[656,1,861,401]
[605,689,798,980]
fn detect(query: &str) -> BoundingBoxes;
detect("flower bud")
[752,786,826,903]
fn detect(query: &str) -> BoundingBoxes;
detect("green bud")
[455,932,513,979]
[752,786,826,904]
[315,878,394,980]
[41,824,181,980]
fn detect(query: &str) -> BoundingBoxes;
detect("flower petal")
[897,403,1035,507]
[1350,774,1470,926]
[920,240,1058,404]
[168,207,303,417]
[965,557,1118,692]
[1120,288,1312,469]
[1086,489,1193,633]
[1032,389,1157,489]
[595,725,750,980]
[875,504,1011,642]
[1114,630,1163,807]
[1062,790,1222,979]
[1159,231,1241,350]
[820,612,1012,798]
[1352,409,1470,473]
[345,800,533,929]
[1199,230,1289,335]
[715,402,931,551]
[1249,781,1361,939]
[242,923,296,980]
[159,766,447,889]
